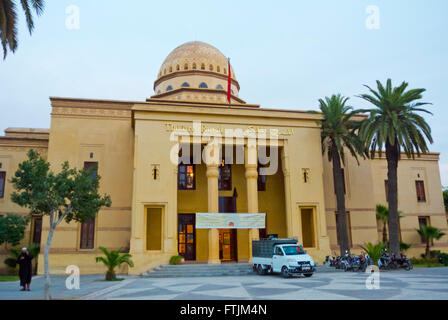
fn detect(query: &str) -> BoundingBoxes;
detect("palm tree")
[376,204,389,244]
[417,225,446,258]
[95,247,134,281]
[360,242,384,266]
[375,204,404,244]
[358,79,433,255]
[0,0,45,59]
[314,94,365,255]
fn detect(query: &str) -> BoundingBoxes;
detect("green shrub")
[439,253,448,266]
[411,257,439,265]
[169,255,184,265]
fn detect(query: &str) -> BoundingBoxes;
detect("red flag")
[227,58,231,104]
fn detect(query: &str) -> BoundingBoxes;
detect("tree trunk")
[331,143,350,256]
[382,223,388,244]
[425,240,431,258]
[386,140,400,255]
[44,220,56,300]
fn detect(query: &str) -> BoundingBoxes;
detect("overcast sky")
[0,0,447,185]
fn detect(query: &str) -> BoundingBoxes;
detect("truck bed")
[252,238,298,258]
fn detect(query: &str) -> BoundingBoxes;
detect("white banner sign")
[196,213,266,229]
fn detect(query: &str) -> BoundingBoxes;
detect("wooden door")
[178,214,196,261]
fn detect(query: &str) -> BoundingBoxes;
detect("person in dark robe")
[16,248,33,291]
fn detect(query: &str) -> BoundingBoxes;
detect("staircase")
[142,263,255,278]
[142,263,344,278]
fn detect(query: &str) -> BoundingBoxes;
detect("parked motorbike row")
[324,249,413,272]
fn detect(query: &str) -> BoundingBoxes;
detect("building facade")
[0,41,447,275]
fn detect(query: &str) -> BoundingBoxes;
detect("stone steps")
[142,263,255,278]
[142,263,343,278]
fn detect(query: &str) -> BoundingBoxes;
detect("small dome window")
[217,66,220,72]
[231,89,234,94]
[192,63,197,70]
[209,64,213,71]
[176,65,180,71]
[199,82,208,89]
[201,63,205,70]
[166,85,173,91]
[169,66,172,72]
[216,84,223,90]
[181,82,190,87]
[223,68,227,75]
[184,63,188,70]
[164,69,167,75]
[157,90,161,94]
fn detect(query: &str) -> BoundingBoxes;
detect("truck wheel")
[257,264,266,275]
[281,266,290,278]
[304,273,313,278]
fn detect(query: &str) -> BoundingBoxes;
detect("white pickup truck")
[252,238,315,278]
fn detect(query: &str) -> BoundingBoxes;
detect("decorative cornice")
[150,87,246,104]
[154,70,240,91]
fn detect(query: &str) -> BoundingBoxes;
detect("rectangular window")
[178,164,195,190]
[333,168,346,194]
[384,180,389,202]
[84,162,98,180]
[257,163,267,191]
[80,162,98,249]
[300,207,315,248]
[218,164,232,190]
[32,216,43,244]
[415,180,426,202]
[0,171,5,198]
[335,211,352,247]
[147,207,162,250]
[80,218,95,249]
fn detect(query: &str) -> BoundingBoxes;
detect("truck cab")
[272,244,315,277]
[252,239,315,278]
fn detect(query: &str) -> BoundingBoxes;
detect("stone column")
[205,142,221,264]
[245,143,260,261]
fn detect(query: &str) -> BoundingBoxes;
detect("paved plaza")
[0,267,447,300]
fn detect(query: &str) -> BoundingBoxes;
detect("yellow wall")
[323,151,448,257]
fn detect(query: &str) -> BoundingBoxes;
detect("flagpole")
[227,57,231,107]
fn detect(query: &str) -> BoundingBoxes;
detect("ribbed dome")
[157,41,236,80]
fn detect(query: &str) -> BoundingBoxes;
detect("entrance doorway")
[219,195,237,262]
[178,214,196,261]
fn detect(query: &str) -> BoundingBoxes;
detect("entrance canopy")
[196,213,266,229]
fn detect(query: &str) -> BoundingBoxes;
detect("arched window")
[184,63,188,70]
[176,65,180,71]
[223,68,227,75]
[231,89,234,94]
[164,69,167,75]
[201,63,205,70]
[166,85,173,91]
[217,66,220,72]
[209,64,213,71]
[216,84,223,90]
[169,66,172,73]
[181,82,190,87]
[157,90,161,94]
[192,63,197,70]
[199,82,208,88]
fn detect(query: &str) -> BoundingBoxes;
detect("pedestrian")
[16,247,33,291]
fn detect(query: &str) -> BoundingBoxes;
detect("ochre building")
[0,42,447,275]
